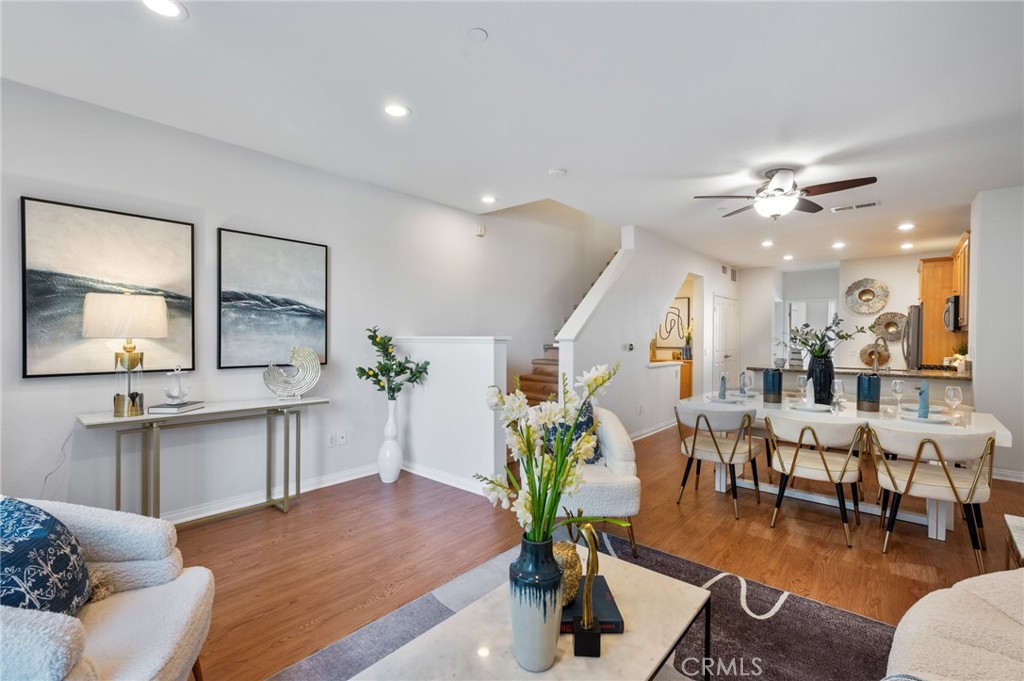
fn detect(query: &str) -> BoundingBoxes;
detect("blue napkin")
[739,371,747,394]
[718,373,727,399]
[918,381,929,418]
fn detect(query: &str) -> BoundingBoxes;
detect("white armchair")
[1,499,214,681]
[560,407,641,557]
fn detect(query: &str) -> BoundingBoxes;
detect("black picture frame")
[218,228,328,369]
[21,197,195,378]
[656,296,690,349]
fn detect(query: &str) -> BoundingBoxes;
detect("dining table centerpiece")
[476,363,625,672]
[790,314,865,405]
[355,326,430,483]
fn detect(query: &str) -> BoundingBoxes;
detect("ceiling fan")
[695,168,877,219]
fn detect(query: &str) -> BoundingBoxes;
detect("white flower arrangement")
[476,363,627,542]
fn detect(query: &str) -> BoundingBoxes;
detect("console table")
[77,397,329,521]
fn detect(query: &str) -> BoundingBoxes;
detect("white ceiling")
[3,2,1022,270]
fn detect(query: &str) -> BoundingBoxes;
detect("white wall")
[783,269,840,299]
[738,267,783,374]
[559,226,738,437]
[970,185,1023,479]
[0,82,618,518]
[835,251,946,369]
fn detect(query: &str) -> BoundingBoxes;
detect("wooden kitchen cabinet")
[951,231,970,329]
[918,257,957,365]
[679,360,693,399]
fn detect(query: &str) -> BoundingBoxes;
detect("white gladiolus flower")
[484,480,511,509]
[485,385,503,410]
[512,493,533,532]
[530,401,564,429]
[576,364,612,396]
[501,391,530,424]
[505,429,528,461]
[573,432,598,461]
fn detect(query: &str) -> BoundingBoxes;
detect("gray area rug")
[272,537,894,680]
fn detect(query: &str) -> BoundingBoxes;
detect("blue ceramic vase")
[509,535,564,672]
[808,355,835,405]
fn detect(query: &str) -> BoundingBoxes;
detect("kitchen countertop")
[746,365,972,382]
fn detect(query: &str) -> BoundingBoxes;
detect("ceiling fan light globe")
[754,194,799,218]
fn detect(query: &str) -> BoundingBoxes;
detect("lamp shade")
[753,193,799,218]
[82,293,168,339]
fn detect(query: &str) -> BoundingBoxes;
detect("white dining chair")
[868,422,996,573]
[763,413,867,547]
[674,403,762,519]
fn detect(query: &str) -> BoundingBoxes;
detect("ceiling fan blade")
[694,195,756,200]
[794,198,824,213]
[722,204,754,218]
[800,177,877,197]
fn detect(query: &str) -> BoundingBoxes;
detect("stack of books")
[148,401,204,414]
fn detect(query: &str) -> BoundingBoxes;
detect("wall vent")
[721,265,728,275]
[830,201,880,214]
[731,268,737,282]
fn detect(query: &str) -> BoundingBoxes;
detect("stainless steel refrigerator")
[902,304,923,369]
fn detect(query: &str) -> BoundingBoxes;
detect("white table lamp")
[82,292,168,417]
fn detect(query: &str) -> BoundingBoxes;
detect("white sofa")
[560,407,641,556]
[886,568,1024,681]
[1,499,215,681]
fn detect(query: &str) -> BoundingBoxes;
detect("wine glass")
[740,372,755,403]
[892,379,906,417]
[831,379,845,414]
[945,385,963,422]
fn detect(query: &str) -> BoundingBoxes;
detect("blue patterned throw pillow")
[0,497,92,616]
[544,401,602,464]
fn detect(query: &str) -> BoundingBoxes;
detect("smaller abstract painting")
[218,228,327,368]
[656,296,690,349]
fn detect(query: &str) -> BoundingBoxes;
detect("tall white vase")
[378,399,402,483]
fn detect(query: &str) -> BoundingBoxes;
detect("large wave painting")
[219,290,326,367]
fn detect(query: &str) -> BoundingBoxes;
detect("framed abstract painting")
[21,197,195,378]
[218,228,328,368]
[655,296,690,349]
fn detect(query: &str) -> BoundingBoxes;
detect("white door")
[713,295,739,387]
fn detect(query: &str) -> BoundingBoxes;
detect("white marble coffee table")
[1005,515,1024,569]
[357,547,711,680]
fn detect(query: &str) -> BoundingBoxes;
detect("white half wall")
[970,185,1023,479]
[558,226,739,437]
[0,82,618,518]
[738,267,783,374]
[394,336,507,494]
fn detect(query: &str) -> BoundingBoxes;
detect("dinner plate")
[789,403,832,412]
[727,390,759,399]
[707,395,745,404]
[900,414,955,424]
[900,403,950,413]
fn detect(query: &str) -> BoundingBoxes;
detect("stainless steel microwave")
[943,295,960,332]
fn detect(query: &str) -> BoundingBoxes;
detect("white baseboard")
[629,419,675,441]
[161,465,378,524]
[994,468,1024,483]
[402,462,486,497]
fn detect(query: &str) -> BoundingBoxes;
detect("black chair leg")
[676,457,695,504]
[770,473,790,528]
[695,460,702,493]
[883,493,902,554]
[849,482,861,526]
[971,504,987,550]
[964,503,985,573]
[835,483,852,548]
[728,463,740,519]
[879,489,891,529]
[750,460,761,504]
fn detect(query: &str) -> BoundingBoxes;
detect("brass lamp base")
[113,349,144,417]
[114,392,145,417]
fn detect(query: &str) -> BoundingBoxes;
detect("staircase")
[518,344,560,405]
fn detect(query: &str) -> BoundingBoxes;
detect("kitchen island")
[746,366,973,403]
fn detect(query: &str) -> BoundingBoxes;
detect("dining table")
[677,392,1013,542]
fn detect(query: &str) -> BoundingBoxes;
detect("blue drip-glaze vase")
[509,535,564,672]
[808,355,835,405]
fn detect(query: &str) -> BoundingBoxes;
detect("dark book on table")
[560,575,624,634]
[148,401,204,414]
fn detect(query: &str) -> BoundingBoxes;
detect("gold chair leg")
[978,526,988,551]
[192,658,204,681]
[770,507,779,528]
[883,531,892,554]
[732,498,739,520]
[625,517,638,558]
[843,523,852,548]
[975,549,985,574]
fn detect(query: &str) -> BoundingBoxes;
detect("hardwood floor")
[177,426,1023,679]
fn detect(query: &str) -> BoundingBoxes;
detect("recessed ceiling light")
[898,223,915,231]
[143,0,188,19]
[384,104,411,118]
[761,240,774,247]
[548,168,567,177]
[832,242,845,249]
[481,195,497,204]
[901,243,914,250]
[467,27,489,42]
[783,254,794,261]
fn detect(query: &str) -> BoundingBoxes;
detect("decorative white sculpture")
[263,346,321,399]
[163,365,191,405]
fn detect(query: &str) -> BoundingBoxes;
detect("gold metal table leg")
[115,432,123,511]
[153,424,161,519]
[141,428,151,516]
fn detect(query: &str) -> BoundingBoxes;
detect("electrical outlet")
[337,430,348,446]
[327,433,338,447]
[637,404,643,416]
